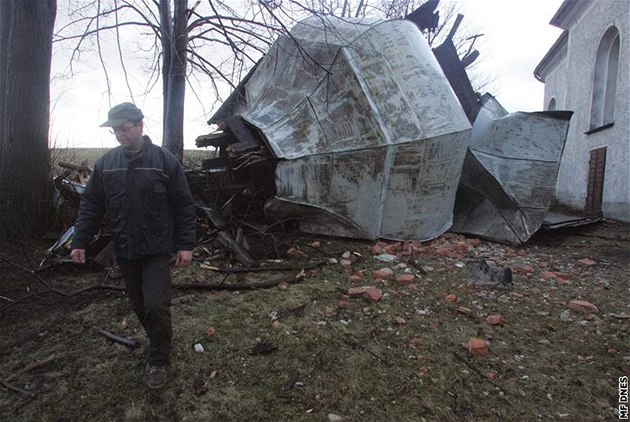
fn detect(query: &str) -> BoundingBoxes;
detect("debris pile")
[193,8,575,248]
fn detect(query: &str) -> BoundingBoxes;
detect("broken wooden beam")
[195,131,234,148]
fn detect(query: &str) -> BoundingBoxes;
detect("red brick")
[206,327,218,340]
[463,338,489,357]
[576,258,596,266]
[445,294,457,302]
[338,300,359,309]
[393,316,406,325]
[349,275,363,284]
[513,264,534,274]
[286,247,307,258]
[568,300,599,313]
[540,271,559,280]
[373,268,394,280]
[347,287,382,302]
[362,287,383,302]
[486,314,504,326]
[395,274,415,285]
[383,242,401,254]
[370,241,388,254]
[468,239,481,247]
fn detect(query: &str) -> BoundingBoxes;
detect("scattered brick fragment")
[462,338,490,357]
[576,258,596,266]
[395,274,415,285]
[383,242,401,254]
[486,314,505,326]
[347,286,382,302]
[370,241,388,254]
[393,316,406,325]
[513,264,534,275]
[277,282,290,290]
[349,274,363,284]
[446,294,457,302]
[540,271,559,281]
[568,300,599,313]
[206,327,218,340]
[286,247,307,259]
[338,300,359,310]
[373,268,394,281]
[553,272,570,280]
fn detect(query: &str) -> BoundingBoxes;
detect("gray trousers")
[117,255,172,366]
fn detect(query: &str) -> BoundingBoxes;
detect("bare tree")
[54,0,295,158]
[0,0,57,238]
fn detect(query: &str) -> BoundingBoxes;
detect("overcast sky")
[49,0,565,150]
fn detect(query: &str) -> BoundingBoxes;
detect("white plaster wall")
[543,0,630,221]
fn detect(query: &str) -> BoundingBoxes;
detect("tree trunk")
[0,0,56,239]
[162,0,188,160]
[159,0,172,137]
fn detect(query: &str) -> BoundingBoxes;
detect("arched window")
[548,98,556,111]
[590,26,620,130]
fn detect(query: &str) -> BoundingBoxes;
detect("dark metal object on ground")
[541,212,603,230]
[98,329,139,349]
[465,259,512,290]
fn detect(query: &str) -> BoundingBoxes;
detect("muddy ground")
[0,220,628,421]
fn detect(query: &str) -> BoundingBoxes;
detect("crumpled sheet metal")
[240,17,471,240]
[452,95,573,245]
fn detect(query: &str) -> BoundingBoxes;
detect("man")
[70,102,196,389]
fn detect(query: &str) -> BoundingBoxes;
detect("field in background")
[50,148,216,172]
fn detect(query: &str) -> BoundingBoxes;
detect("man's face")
[112,121,143,149]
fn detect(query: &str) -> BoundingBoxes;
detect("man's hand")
[175,250,193,267]
[70,249,86,264]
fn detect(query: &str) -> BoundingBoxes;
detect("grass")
[1,223,628,421]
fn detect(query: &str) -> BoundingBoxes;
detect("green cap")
[100,102,144,127]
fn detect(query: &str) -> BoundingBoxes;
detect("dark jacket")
[72,136,196,260]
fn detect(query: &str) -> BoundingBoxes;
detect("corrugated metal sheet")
[452,95,573,244]
[239,17,471,240]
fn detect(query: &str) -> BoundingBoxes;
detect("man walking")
[71,102,196,389]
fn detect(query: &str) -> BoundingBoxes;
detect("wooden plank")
[225,116,263,155]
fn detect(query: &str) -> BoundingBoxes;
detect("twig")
[203,261,324,274]
[0,295,15,302]
[6,354,57,382]
[0,314,67,356]
[0,378,35,397]
[452,351,512,396]
[326,324,389,365]
[0,284,124,314]
[0,253,53,289]
[340,337,388,364]
[175,276,302,291]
